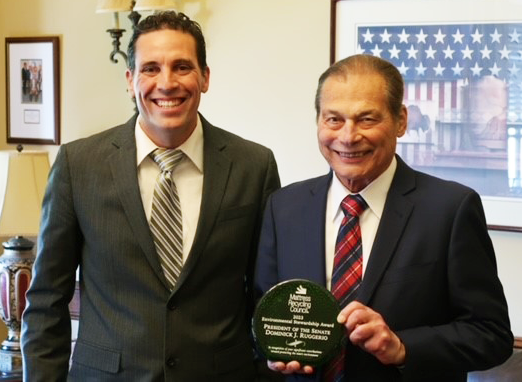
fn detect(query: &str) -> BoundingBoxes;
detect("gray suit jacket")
[21,115,281,381]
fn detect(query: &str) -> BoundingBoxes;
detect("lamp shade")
[96,0,134,13]
[0,151,50,238]
[133,0,178,11]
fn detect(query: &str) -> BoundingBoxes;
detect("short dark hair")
[314,54,404,120]
[127,11,207,72]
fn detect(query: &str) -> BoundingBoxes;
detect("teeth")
[157,99,183,108]
[339,151,365,158]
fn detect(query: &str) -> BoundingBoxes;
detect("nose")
[338,120,360,144]
[157,69,179,91]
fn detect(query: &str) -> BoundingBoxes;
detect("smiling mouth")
[337,150,367,158]
[155,98,185,108]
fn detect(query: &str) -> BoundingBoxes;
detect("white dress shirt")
[325,157,397,290]
[135,117,204,263]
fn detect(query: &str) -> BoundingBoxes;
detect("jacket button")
[167,301,176,310]
[166,357,178,367]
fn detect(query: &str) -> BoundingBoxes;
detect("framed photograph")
[332,0,522,232]
[5,36,60,145]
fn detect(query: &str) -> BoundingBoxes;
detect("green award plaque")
[252,279,344,366]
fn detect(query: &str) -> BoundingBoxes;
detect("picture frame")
[5,36,60,145]
[331,0,522,232]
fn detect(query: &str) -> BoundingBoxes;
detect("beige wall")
[0,0,329,181]
[0,0,521,341]
[0,0,133,158]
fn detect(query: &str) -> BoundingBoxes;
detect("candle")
[113,12,120,29]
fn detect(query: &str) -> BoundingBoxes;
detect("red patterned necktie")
[324,194,368,382]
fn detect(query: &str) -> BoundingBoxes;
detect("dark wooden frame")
[330,0,339,65]
[329,0,522,233]
[5,36,60,145]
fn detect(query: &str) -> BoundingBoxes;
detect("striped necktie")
[149,148,184,289]
[324,194,368,382]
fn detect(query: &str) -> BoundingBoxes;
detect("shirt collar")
[135,115,204,173]
[329,156,397,222]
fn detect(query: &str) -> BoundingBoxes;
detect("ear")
[396,104,408,138]
[201,66,210,94]
[125,69,135,98]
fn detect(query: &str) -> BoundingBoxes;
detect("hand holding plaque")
[252,279,344,367]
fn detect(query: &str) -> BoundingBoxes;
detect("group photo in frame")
[5,36,60,145]
[332,0,522,232]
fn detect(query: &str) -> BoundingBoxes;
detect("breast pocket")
[379,261,440,286]
[217,204,255,222]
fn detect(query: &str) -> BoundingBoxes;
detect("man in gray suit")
[21,11,280,381]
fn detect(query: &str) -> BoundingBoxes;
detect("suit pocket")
[72,340,121,373]
[379,261,439,285]
[217,204,255,222]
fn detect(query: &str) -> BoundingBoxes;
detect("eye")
[359,114,379,125]
[175,62,194,74]
[324,116,343,126]
[141,65,159,75]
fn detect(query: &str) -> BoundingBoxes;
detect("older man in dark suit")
[254,54,513,382]
[21,11,280,381]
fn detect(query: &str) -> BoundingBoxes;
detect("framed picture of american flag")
[331,0,522,231]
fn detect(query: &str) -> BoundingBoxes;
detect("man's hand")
[267,360,314,375]
[337,301,406,365]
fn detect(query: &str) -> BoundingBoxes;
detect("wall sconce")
[96,0,179,65]
[0,147,50,377]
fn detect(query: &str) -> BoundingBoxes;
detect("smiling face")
[317,72,407,193]
[126,29,210,148]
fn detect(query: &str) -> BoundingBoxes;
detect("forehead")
[134,29,197,61]
[320,72,388,109]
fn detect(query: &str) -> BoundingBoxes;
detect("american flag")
[357,22,522,120]
[357,22,522,195]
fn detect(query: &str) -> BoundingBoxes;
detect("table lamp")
[0,148,50,377]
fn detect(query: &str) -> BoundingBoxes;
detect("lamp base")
[0,237,35,378]
[0,350,21,377]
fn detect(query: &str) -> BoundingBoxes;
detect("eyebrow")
[174,59,195,66]
[138,58,196,69]
[321,108,382,117]
[358,109,381,117]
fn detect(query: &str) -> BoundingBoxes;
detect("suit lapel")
[108,116,167,286]
[302,174,332,286]
[357,157,415,304]
[171,116,231,293]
